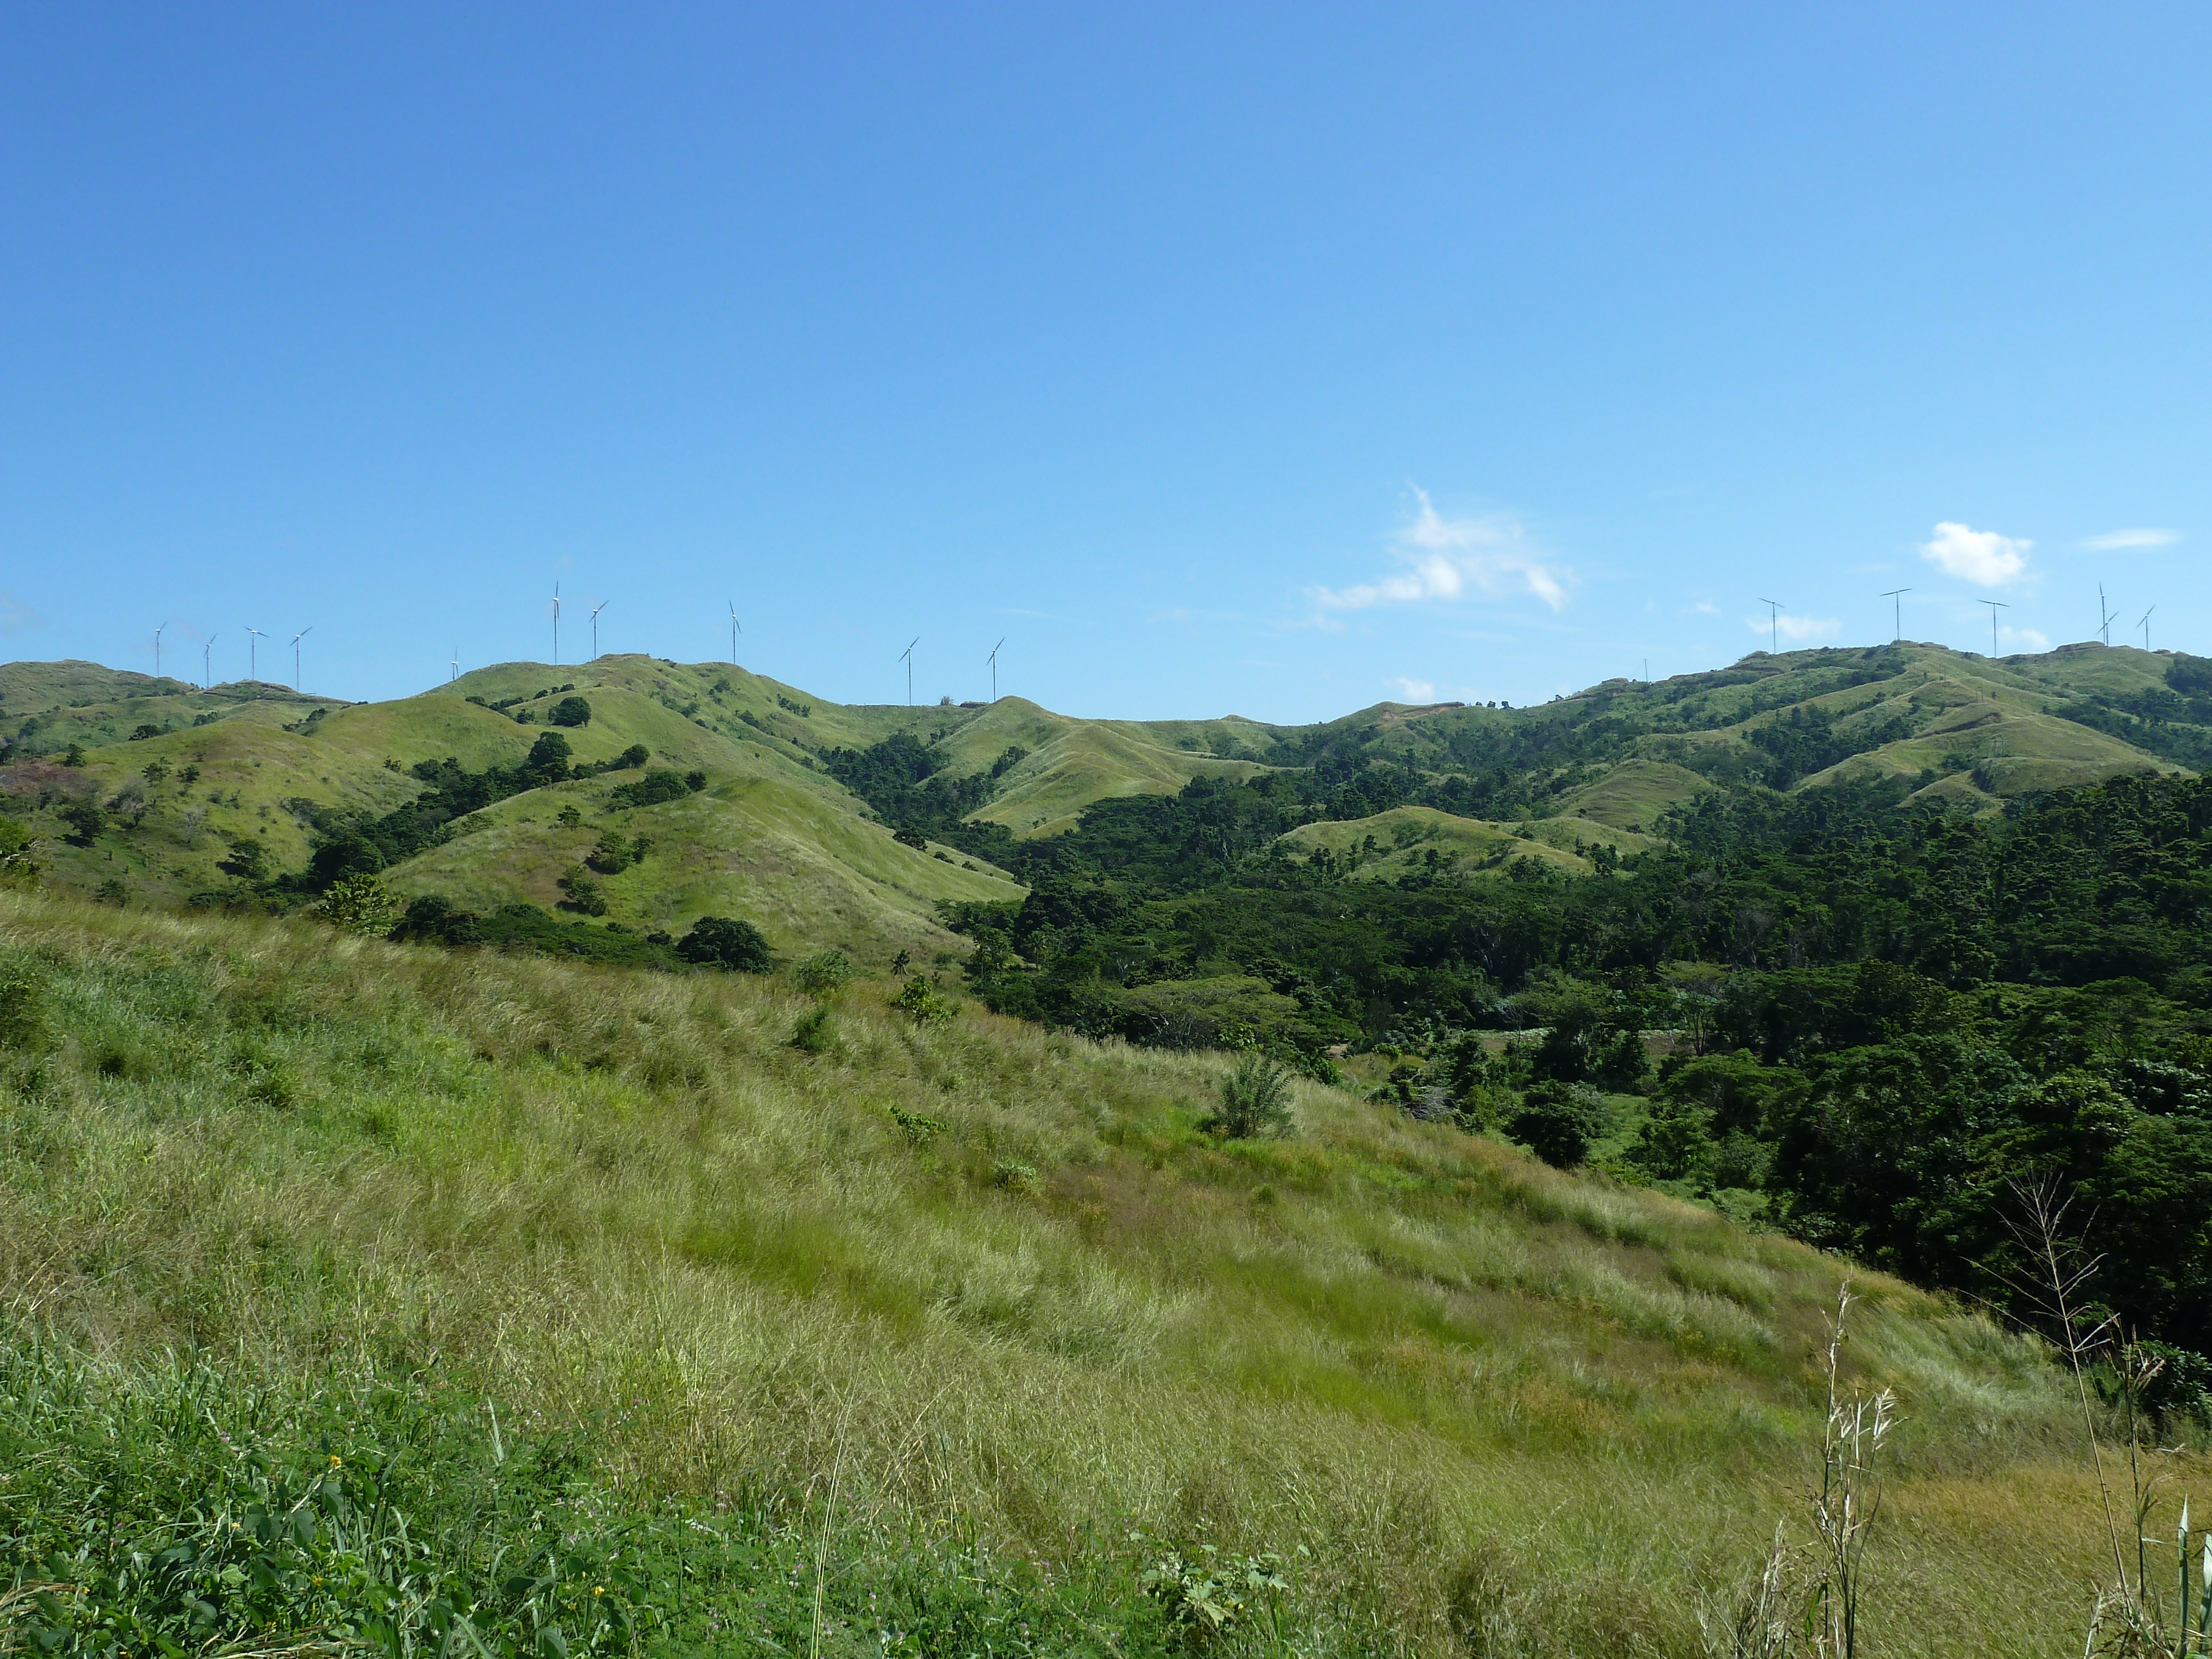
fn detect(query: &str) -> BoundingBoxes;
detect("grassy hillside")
[0,892,2139,1655]
[1275,805,1598,880]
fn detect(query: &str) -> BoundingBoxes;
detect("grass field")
[0,891,2163,1655]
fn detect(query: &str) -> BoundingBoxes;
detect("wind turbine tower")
[728,601,742,666]
[1759,598,1785,654]
[154,622,166,680]
[988,637,1005,701]
[289,628,312,693]
[1982,599,2008,657]
[2140,605,2156,651]
[246,627,267,682]
[551,583,562,666]
[899,638,919,705]
[589,600,608,660]
[450,647,458,684]
[204,634,217,690]
[2099,583,2117,646]
[1880,587,1910,643]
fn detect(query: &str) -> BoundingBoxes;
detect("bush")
[610,768,692,808]
[549,695,591,727]
[893,974,958,1026]
[791,1005,837,1054]
[92,877,128,907]
[215,834,273,883]
[559,865,609,916]
[588,830,634,874]
[615,743,649,769]
[56,801,106,846]
[317,873,404,936]
[1511,1081,1611,1168]
[556,803,583,829]
[684,770,708,792]
[61,743,85,767]
[791,950,855,995]
[894,825,928,850]
[1204,1054,1296,1139]
[679,915,771,973]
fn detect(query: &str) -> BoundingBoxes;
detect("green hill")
[0,892,2117,1656]
[3,640,2204,972]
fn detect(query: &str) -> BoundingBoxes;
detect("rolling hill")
[0,890,2125,1656]
[1,638,2203,968]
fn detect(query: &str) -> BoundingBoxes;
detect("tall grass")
[0,893,2154,1655]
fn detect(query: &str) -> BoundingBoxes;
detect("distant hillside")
[0,639,2200,966]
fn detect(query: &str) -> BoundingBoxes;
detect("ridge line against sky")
[2,4,2205,719]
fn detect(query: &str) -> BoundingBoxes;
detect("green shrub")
[679,916,771,973]
[1511,1081,1611,1168]
[609,769,691,808]
[560,865,609,916]
[556,803,584,829]
[791,1005,837,1054]
[893,975,957,1026]
[894,825,928,850]
[215,834,273,883]
[57,801,105,846]
[791,950,855,995]
[1203,1054,1296,1139]
[92,877,128,907]
[549,695,592,727]
[587,830,634,874]
[992,1157,1039,1190]
[318,873,404,936]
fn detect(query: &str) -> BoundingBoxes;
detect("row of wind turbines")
[153,623,312,692]
[1743,587,2161,658]
[549,584,1011,706]
[153,585,1016,706]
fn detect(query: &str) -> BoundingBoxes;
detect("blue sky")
[3,3,2206,719]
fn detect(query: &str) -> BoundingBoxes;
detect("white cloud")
[2000,624,2051,651]
[1691,601,1719,615]
[2085,527,2179,550]
[1745,613,1840,644]
[1390,676,1437,701]
[1312,491,1572,619]
[0,592,41,637]
[1919,521,2032,587]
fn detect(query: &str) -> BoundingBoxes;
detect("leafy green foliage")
[1510,1081,1610,1167]
[559,865,609,916]
[317,872,404,936]
[790,950,855,995]
[1204,1054,1296,1139]
[679,915,771,973]
[0,1332,1174,1659]
[892,974,957,1026]
[548,694,592,727]
[790,1005,837,1053]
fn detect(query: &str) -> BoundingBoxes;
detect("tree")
[61,743,86,768]
[1203,1053,1296,1139]
[319,873,404,937]
[523,731,572,782]
[559,865,608,916]
[549,696,592,728]
[679,915,771,972]
[894,825,928,849]
[57,801,106,846]
[1511,1081,1611,1167]
[217,834,273,883]
[587,831,634,874]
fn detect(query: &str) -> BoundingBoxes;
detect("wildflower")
[328,1454,343,1468]
[594,1585,606,1596]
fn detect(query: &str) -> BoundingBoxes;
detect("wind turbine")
[588,600,608,660]
[450,646,458,684]
[154,622,167,680]
[1758,598,1785,654]
[2098,583,2118,647]
[1880,587,1911,643]
[246,627,268,682]
[987,637,1005,701]
[289,628,312,693]
[2140,604,2156,651]
[728,601,742,665]
[899,637,919,705]
[1981,599,2008,657]
[550,582,562,666]
[204,633,218,690]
